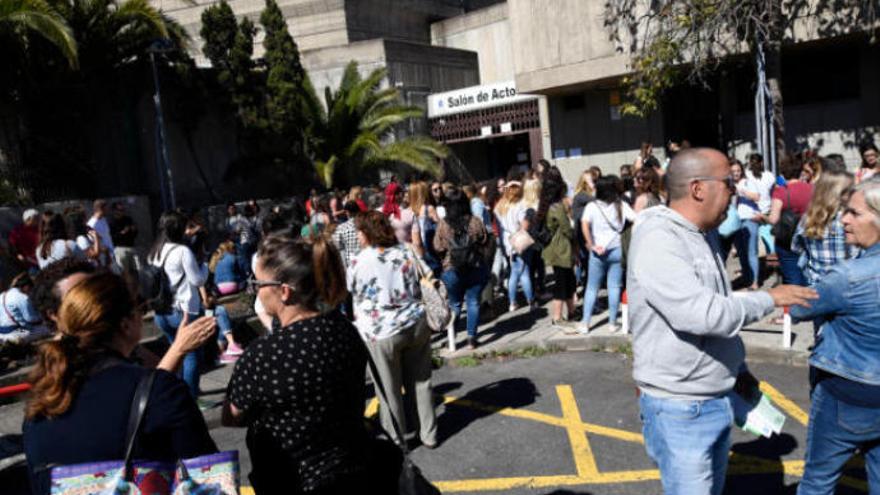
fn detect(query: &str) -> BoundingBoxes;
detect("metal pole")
[149,49,176,211]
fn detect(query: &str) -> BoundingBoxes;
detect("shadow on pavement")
[728,433,798,495]
[436,377,539,445]
[543,490,593,495]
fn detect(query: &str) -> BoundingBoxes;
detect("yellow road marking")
[364,397,379,418]
[760,381,809,426]
[556,385,600,478]
[241,487,254,495]
[441,395,568,428]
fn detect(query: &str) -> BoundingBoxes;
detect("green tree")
[302,61,447,188]
[0,0,77,67]
[260,0,306,143]
[604,0,880,151]
[201,3,263,131]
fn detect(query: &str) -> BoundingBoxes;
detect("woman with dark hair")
[579,175,635,333]
[222,236,381,494]
[23,272,217,495]
[537,174,577,329]
[65,206,106,267]
[768,155,813,285]
[35,213,81,269]
[633,167,663,213]
[857,143,878,184]
[148,211,209,398]
[349,211,437,447]
[434,188,493,349]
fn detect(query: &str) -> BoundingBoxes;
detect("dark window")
[563,94,585,111]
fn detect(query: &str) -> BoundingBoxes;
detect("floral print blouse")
[347,244,425,341]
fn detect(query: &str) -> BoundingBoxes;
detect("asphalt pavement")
[201,349,863,495]
[0,349,868,495]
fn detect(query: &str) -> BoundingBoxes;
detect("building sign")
[427,81,538,118]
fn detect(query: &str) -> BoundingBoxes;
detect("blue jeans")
[214,305,233,344]
[508,251,535,306]
[736,220,761,286]
[640,392,733,495]
[581,248,623,327]
[442,265,489,338]
[798,381,880,494]
[154,309,202,397]
[777,245,807,286]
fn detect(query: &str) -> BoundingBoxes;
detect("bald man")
[628,148,816,494]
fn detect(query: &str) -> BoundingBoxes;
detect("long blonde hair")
[209,240,237,273]
[804,170,854,239]
[575,171,594,196]
[523,178,541,209]
[495,182,523,216]
[409,181,429,216]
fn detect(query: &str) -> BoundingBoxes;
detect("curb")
[438,333,811,368]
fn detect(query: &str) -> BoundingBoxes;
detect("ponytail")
[26,272,134,419]
[258,235,349,312]
[310,236,347,309]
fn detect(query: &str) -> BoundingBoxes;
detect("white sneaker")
[576,324,590,335]
[509,304,518,312]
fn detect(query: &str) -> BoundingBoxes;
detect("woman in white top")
[495,179,536,311]
[579,175,636,333]
[35,213,82,269]
[148,211,208,397]
[736,155,774,289]
[347,211,436,447]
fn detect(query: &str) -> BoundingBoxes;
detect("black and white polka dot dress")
[227,311,369,463]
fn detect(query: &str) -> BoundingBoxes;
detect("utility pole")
[755,40,778,176]
[148,40,176,211]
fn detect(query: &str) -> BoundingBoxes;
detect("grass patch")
[448,345,564,367]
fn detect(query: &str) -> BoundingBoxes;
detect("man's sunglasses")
[692,175,736,190]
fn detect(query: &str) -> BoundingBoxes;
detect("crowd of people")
[1,139,879,494]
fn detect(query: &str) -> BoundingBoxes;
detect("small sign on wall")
[500,122,513,133]
[481,126,493,137]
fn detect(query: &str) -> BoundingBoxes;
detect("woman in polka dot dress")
[222,236,389,494]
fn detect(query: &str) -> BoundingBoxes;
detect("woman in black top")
[223,235,381,494]
[23,273,218,495]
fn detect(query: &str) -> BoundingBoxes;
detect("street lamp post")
[147,40,176,211]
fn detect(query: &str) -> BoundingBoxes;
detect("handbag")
[718,202,742,238]
[771,187,800,250]
[48,370,240,495]
[408,246,451,332]
[366,353,441,495]
[510,229,535,255]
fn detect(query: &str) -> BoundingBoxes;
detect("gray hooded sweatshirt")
[628,206,774,400]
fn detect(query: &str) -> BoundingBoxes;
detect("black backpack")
[449,229,482,272]
[771,187,800,251]
[139,245,182,314]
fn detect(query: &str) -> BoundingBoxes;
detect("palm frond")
[1,0,78,67]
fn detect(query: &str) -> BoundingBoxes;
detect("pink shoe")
[219,351,240,364]
[225,341,244,356]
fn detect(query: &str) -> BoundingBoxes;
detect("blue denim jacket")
[213,252,243,285]
[791,243,880,385]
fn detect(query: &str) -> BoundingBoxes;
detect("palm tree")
[0,0,77,66]
[303,61,448,188]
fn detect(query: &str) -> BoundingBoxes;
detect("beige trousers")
[366,317,437,445]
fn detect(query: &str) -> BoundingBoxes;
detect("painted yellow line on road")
[364,397,379,418]
[557,385,600,478]
[441,395,568,428]
[435,474,585,492]
[241,487,254,495]
[760,381,809,426]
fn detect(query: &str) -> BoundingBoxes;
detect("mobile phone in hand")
[205,309,214,317]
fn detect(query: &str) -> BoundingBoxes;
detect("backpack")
[449,229,482,272]
[771,187,800,251]
[139,245,182,314]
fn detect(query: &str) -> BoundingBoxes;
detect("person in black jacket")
[23,272,217,495]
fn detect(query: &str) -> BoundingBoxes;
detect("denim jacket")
[791,243,880,385]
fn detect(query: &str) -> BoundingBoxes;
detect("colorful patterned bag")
[48,371,240,495]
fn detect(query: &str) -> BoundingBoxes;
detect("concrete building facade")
[154,0,880,184]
